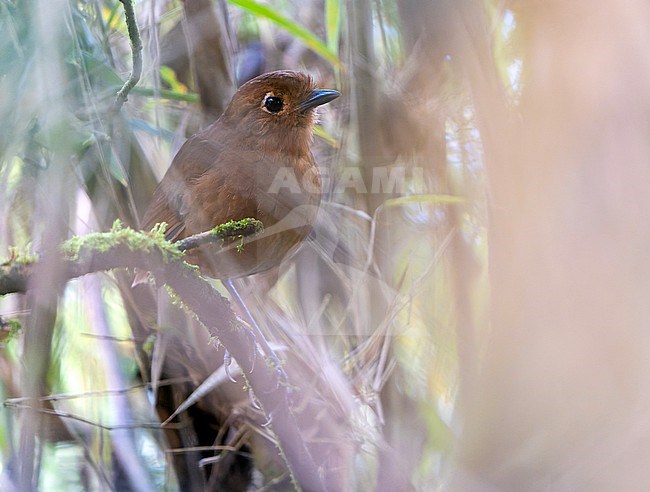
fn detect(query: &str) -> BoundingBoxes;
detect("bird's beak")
[298,89,340,112]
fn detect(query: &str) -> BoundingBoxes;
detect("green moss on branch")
[61,220,184,263]
[176,218,263,252]
[0,218,264,296]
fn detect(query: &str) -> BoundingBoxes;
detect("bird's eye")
[264,96,284,113]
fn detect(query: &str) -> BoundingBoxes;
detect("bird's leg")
[224,278,288,383]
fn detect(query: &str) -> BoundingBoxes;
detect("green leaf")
[313,125,338,148]
[382,194,465,209]
[160,66,187,94]
[227,0,341,68]
[108,146,129,187]
[128,118,175,141]
[325,0,340,56]
[131,86,200,103]
[79,50,123,87]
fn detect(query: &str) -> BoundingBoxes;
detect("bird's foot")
[264,352,289,388]
[223,351,238,383]
[235,314,287,386]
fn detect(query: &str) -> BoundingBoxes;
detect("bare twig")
[181,0,235,121]
[4,400,179,431]
[3,377,193,404]
[111,0,143,113]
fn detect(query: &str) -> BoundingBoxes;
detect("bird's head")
[222,71,339,154]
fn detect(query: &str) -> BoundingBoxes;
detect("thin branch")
[181,0,234,121]
[4,401,179,431]
[111,0,143,114]
[3,377,193,404]
[176,218,263,252]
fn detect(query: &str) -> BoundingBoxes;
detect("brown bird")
[141,71,339,279]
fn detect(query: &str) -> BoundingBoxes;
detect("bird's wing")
[141,136,224,242]
[141,188,187,242]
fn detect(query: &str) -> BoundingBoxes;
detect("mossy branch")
[0,218,325,490]
[0,218,263,296]
[176,218,263,252]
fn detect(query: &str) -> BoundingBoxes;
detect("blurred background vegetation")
[1,0,650,490]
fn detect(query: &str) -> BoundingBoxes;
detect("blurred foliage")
[0,0,512,489]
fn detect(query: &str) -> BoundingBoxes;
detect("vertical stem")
[112,0,143,113]
[348,0,382,213]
